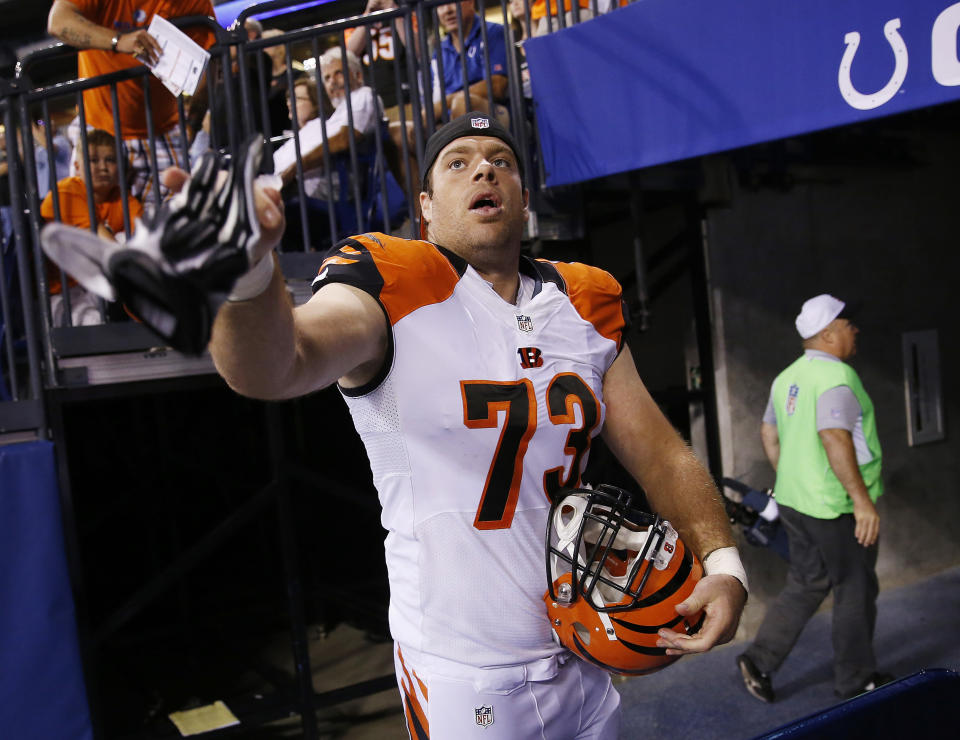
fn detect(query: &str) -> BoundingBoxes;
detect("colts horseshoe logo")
[838,18,909,110]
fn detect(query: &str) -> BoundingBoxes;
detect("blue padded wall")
[0,440,93,740]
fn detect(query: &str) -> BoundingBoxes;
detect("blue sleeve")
[484,21,508,77]
[53,135,73,180]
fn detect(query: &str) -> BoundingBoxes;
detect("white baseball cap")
[795,294,846,339]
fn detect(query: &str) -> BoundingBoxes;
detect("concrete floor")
[617,563,960,739]
[257,564,960,739]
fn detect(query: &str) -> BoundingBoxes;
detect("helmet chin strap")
[549,495,588,602]
[553,494,589,553]
[596,610,617,641]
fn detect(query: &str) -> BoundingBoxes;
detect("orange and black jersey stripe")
[312,233,626,352]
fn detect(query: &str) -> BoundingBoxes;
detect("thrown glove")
[41,135,269,355]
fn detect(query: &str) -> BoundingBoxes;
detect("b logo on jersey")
[518,347,543,369]
[475,705,494,727]
[516,314,533,332]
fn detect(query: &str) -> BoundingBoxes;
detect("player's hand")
[852,498,880,547]
[160,165,285,263]
[116,30,162,66]
[656,574,746,656]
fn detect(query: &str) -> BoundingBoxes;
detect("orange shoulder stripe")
[542,260,625,349]
[352,233,461,327]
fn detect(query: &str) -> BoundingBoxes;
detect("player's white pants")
[393,643,620,740]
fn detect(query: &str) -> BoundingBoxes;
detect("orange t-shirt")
[40,176,144,294]
[73,0,216,138]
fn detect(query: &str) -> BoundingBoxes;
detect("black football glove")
[41,135,268,355]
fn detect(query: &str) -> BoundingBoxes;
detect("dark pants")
[744,504,879,695]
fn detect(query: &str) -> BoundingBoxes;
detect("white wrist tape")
[703,546,749,594]
[227,252,275,302]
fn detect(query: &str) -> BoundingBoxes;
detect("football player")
[185,112,748,738]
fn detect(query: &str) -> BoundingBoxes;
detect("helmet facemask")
[547,485,676,610]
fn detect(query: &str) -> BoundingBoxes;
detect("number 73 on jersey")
[461,373,601,531]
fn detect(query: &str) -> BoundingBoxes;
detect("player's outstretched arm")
[159,167,387,401]
[211,270,388,400]
[600,346,746,653]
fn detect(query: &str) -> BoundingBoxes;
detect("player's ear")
[419,190,433,225]
[522,187,529,217]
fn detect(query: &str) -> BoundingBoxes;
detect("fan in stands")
[545,484,705,676]
[40,135,270,355]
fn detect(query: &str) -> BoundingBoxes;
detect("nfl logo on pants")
[475,704,494,727]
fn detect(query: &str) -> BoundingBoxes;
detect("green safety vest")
[772,353,883,519]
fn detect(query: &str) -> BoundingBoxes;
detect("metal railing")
[0,90,46,438]
[0,0,619,431]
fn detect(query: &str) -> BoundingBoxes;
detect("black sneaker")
[737,653,776,703]
[835,672,895,700]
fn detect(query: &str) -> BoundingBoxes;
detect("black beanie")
[420,111,524,192]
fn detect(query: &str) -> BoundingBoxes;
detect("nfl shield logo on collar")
[475,705,494,727]
[516,314,534,332]
[471,117,490,129]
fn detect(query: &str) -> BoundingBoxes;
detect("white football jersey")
[312,234,626,669]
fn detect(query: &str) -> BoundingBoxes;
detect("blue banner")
[525,0,960,186]
[0,441,93,740]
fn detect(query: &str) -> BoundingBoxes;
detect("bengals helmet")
[544,484,704,676]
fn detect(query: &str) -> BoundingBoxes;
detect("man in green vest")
[736,294,892,703]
